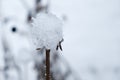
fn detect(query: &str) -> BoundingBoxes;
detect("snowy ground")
[51,0,120,80]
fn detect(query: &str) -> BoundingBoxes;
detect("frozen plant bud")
[31,12,63,50]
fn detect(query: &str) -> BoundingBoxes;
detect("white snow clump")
[31,12,63,50]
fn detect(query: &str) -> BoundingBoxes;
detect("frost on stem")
[31,12,63,50]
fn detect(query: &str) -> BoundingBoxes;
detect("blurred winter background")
[0,0,120,80]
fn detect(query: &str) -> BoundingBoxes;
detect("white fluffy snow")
[31,12,63,50]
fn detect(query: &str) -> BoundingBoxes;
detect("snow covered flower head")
[31,12,63,50]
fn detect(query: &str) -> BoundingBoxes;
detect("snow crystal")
[31,12,63,50]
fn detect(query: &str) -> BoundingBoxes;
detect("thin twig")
[46,49,50,80]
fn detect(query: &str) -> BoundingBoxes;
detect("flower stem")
[46,49,50,80]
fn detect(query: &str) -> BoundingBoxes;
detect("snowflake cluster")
[31,12,63,50]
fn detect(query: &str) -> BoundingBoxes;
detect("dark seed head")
[12,27,17,32]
